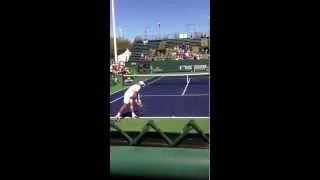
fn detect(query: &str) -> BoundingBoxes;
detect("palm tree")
[158,41,167,57]
[148,48,154,56]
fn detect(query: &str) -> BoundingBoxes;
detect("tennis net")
[122,72,209,86]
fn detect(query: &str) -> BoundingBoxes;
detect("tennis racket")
[134,99,145,116]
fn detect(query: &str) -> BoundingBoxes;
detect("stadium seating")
[129,33,208,61]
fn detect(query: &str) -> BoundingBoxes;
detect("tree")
[192,46,200,54]
[148,48,155,56]
[134,36,143,43]
[158,41,167,50]
[157,41,167,57]
[164,48,170,57]
[165,48,174,58]
[110,37,132,59]
[200,38,209,48]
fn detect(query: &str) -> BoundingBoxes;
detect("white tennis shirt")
[124,84,141,98]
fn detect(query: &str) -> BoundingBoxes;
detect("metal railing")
[110,119,209,147]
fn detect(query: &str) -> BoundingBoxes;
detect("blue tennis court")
[110,75,210,117]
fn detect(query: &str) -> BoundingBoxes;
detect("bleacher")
[129,32,209,61]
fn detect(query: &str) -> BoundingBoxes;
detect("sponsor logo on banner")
[131,62,137,65]
[179,65,193,72]
[179,64,209,72]
[193,65,208,71]
[153,66,163,72]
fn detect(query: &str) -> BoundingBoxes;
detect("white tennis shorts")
[123,93,133,104]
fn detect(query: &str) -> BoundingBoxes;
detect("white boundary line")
[124,72,209,77]
[181,78,191,96]
[141,94,209,97]
[110,94,209,103]
[110,116,209,119]
[110,87,127,95]
[110,96,123,103]
[110,76,161,97]
[147,77,163,85]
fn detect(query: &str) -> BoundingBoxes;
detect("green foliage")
[148,48,155,56]
[134,36,143,43]
[200,38,209,47]
[110,37,133,58]
[192,46,200,53]
[158,41,167,50]
[165,48,174,57]
[156,41,167,57]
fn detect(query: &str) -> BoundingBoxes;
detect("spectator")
[121,67,129,75]
[150,65,153,73]
[125,67,130,74]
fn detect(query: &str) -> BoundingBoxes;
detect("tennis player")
[115,81,145,119]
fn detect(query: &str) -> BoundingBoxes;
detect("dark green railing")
[110,119,209,147]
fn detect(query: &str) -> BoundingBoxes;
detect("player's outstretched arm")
[135,93,143,107]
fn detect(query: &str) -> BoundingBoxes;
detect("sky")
[110,0,210,42]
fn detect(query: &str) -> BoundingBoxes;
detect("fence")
[110,119,209,147]
[110,119,210,179]
[126,59,210,73]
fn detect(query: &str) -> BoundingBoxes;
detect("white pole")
[208,15,210,56]
[111,0,118,62]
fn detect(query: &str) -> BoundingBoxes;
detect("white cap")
[139,81,145,87]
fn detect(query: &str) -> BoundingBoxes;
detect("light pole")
[111,0,118,62]
[208,16,210,57]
